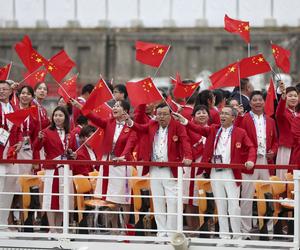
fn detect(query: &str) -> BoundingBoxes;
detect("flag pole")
[52,74,78,101]
[247,43,251,57]
[7,61,13,80]
[18,66,43,85]
[271,74,278,102]
[237,59,243,106]
[75,128,99,153]
[152,45,171,79]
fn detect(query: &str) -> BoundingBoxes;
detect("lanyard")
[1,102,13,127]
[213,126,233,153]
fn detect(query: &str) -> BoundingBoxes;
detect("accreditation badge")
[0,127,10,146]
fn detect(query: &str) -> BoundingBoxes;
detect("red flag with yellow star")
[135,41,170,68]
[93,103,112,119]
[239,54,271,78]
[15,35,47,72]
[5,107,36,127]
[23,69,47,87]
[0,63,12,80]
[126,77,162,107]
[209,62,240,89]
[81,78,113,115]
[224,14,250,44]
[265,78,276,116]
[46,50,76,82]
[58,74,78,102]
[171,72,201,99]
[271,44,291,74]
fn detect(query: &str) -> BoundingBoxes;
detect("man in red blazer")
[0,80,22,232]
[125,103,193,237]
[174,106,255,241]
[237,91,278,237]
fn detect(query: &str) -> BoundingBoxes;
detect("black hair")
[213,89,224,107]
[249,90,264,101]
[195,90,214,107]
[0,80,11,87]
[192,104,210,117]
[81,84,94,95]
[50,106,70,133]
[240,78,250,91]
[79,125,96,138]
[34,82,48,92]
[117,100,130,113]
[76,115,88,126]
[17,85,34,99]
[113,84,128,99]
[286,86,298,95]
[156,102,170,111]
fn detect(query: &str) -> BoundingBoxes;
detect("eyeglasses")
[0,88,10,92]
[156,113,170,117]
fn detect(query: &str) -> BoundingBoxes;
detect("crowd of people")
[0,76,299,241]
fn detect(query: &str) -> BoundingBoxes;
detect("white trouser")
[241,156,271,234]
[0,164,18,229]
[276,146,291,180]
[150,167,177,237]
[211,168,241,239]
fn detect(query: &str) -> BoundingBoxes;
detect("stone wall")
[0,27,300,87]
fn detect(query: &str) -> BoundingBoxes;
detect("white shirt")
[56,127,66,147]
[214,126,233,164]
[112,121,124,152]
[1,101,13,129]
[152,126,168,162]
[250,111,266,156]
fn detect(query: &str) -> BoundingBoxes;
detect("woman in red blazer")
[276,82,299,179]
[291,114,300,165]
[33,106,73,233]
[183,105,209,230]
[72,99,137,228]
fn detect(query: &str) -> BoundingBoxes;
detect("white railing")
[0,159,298,250]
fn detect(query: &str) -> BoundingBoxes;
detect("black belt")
[215,168,225,172]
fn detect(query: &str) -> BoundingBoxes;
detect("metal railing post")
[177,166,183,232]
[294,170,300,250]
[63,164,70,234]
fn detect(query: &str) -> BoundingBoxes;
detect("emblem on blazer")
[173,135,178,142]
[236,142,241,148]
[124,128,130,133]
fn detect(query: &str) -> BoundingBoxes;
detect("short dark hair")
[0,80,11,87]
[117,100,130,113]
[114,84,128,99]
[17,85,34,98]
[192,104,210,117]
[195,90,214,107]
[213,89,224,107]
[50,106,70,133]
[156,102,170,111]
[286,86,298,95]
[76,115,88,126]
[79,125,96,138]
[81,84,94,95]
[250,90,264,101]
[240,78,250,91]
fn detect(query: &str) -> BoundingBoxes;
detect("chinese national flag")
[81,78,113,115]
[271,44,291,74]
[265,78,276,116]
[23,69,47,87]
[93,103,112,119]
[87,128,105,160]
[171,73,201,99]
[58,74,78,102]
[46,50,76,82]
[15,35,47,72]
[126,77,163,107]
[0,63,12,80]
[239,54,271,78]
[135,41,170,67]
[224,14,250,44]
[5,108,33,127]
[209,62,240,89]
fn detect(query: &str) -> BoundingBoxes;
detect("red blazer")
[85,112,137,158]
[239,113,278,171]
[276,98,296,148]
[187,122,256,185]
[187,121,206,160]
[32,127,70,169]
[0,103,22,159]
[130,119,193,178]
[72,145,95,176]
[291,115,300,165]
